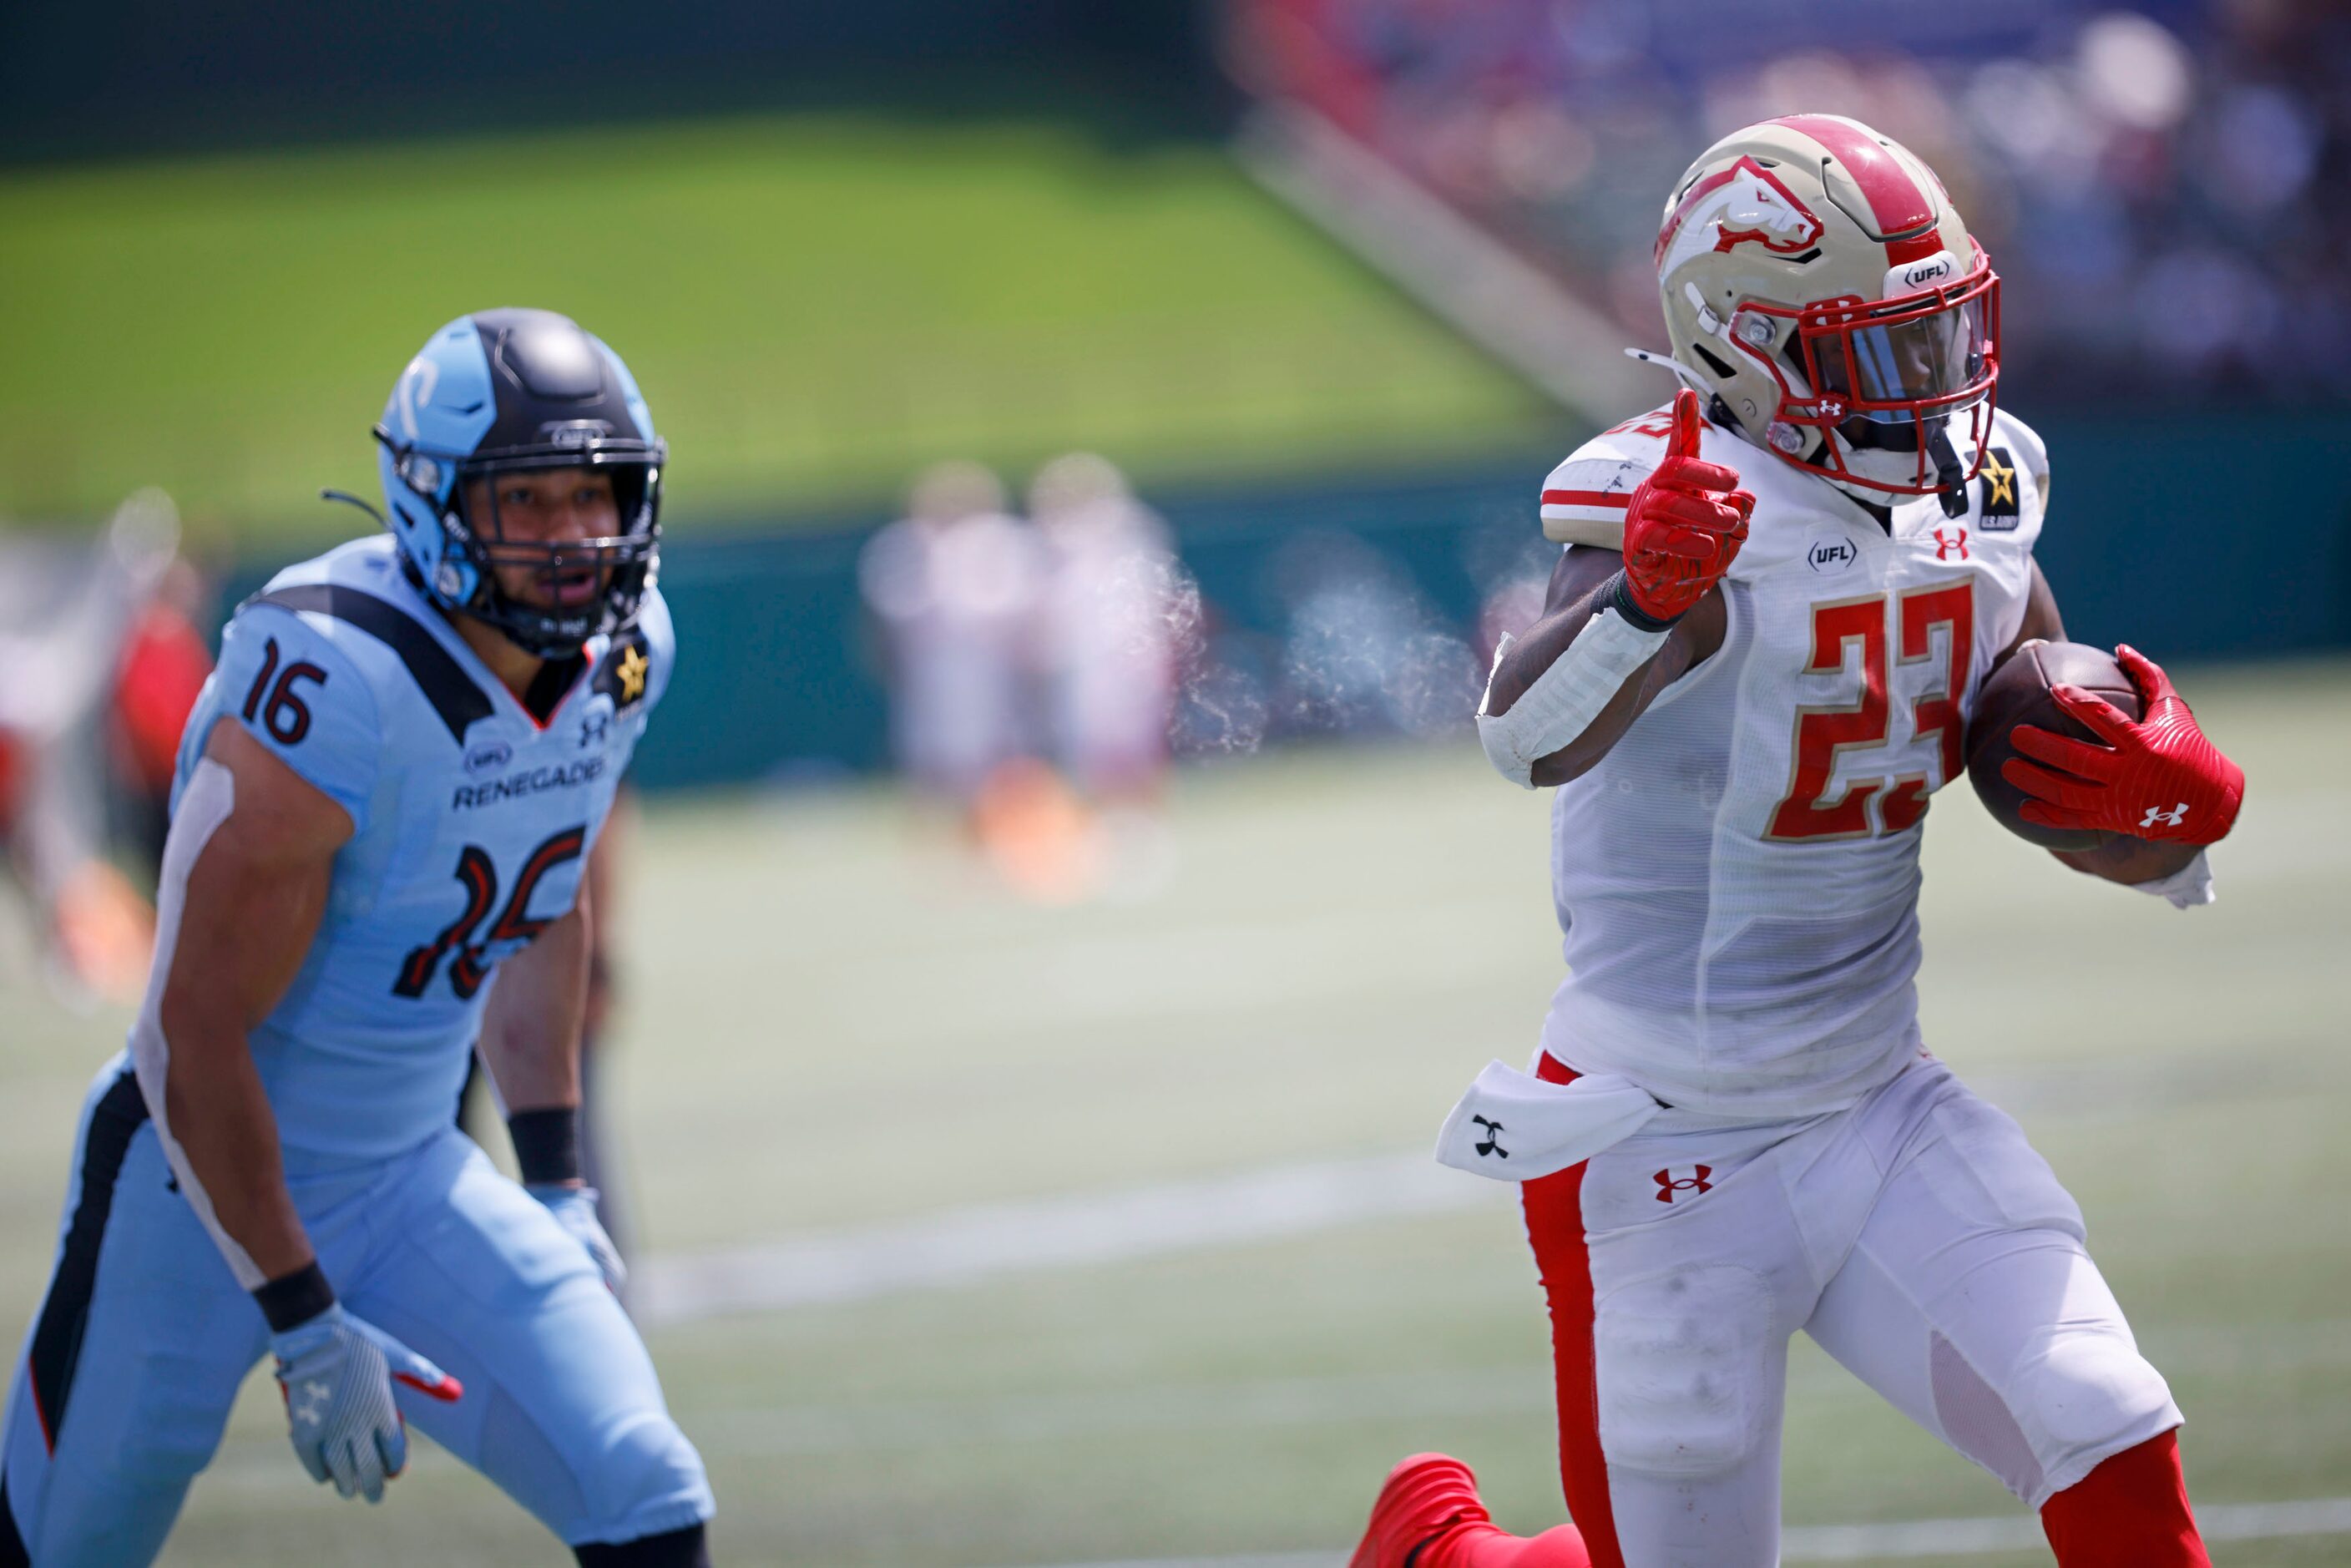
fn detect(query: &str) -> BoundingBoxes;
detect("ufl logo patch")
[1807,536,1858,575]
[463,739,513,776]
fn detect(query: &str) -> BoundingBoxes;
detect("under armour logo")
[293,1379,331,1427]
[1933,528,1969,561]
[2141,802,2189,828]
[578,711,610,750]
[1654,1165,1713,1203]
[1472,1115,1508,1160]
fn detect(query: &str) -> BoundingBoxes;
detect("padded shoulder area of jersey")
[1990,407,2050,515]
[635,588,677,711]
[247,539,495,745]
[589,586,675,719]
[245,543,419,697]
[1539,403,1757,549]
[213,600,387,832]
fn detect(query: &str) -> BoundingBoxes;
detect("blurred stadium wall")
[219,410,2350,792]
[0,0,1222,159]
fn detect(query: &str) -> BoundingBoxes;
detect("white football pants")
[1519,1050,2181,1568]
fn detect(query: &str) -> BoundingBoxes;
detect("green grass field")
[3,660,2347,1566]
[0,114,1551,544]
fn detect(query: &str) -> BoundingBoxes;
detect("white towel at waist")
[1435,1060,1664,1181]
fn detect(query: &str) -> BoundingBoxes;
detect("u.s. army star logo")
[1982,452,2015,508]
[1977,447,2020,529]
[615,645,648,704]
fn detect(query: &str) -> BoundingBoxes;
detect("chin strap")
[1931,430,1969,518]
[1623,346,1713,399]
[319,488,387,527]
[1624,347,1751,438]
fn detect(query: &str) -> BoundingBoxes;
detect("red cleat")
[1351,1453,1491,1568]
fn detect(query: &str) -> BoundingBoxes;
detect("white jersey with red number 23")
[1534,402,2049,1116]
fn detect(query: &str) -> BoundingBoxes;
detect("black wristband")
[1602,569,1681,634]
[508,1107,582,1186]
[253,1259,336,1333]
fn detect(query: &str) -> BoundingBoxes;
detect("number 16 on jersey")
[394,827,586,999]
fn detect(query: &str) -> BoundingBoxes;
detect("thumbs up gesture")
[1616,390,1756,627]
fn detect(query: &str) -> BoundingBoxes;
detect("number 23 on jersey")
[1767,585,1974,842]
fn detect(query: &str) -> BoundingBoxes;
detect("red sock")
[1418,1522,1592,1568]
[2040,1430,2208,1567]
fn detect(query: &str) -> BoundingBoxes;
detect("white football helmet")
[1651,114,1999,513]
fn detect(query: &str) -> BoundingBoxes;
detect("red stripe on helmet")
[1772,114,1943,265]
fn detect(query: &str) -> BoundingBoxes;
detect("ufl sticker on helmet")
[1887,250,1959,297]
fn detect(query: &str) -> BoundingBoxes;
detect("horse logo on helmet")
[1655,156,1826,276]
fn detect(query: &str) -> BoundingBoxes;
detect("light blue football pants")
[0,1060,712,1565]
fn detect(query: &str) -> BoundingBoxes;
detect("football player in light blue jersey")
[1,309,714,1566]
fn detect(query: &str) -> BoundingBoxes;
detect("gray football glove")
[270,1304,462,1502]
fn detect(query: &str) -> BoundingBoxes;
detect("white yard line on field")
[632,1151,1504,1327]
[1017,1495,2351,1568]
[630,1053,2321,1328]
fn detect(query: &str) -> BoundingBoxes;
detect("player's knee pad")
[1593,1264,1777,1477]
[575,1413,713,1543]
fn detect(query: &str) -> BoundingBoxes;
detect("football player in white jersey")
[1351,116,2244,1568]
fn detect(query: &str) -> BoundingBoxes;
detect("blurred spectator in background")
[1227,0,2351,407]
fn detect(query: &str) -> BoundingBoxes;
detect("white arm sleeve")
[1476,607,1670,788]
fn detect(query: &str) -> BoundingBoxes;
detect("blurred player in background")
[860,460,1044,826]
[1028,452,1182,897]
[0,493,188,1006]
[0,309,713,1565]
[1358,117,2243,1568]
[863,458,1128,898]
[1030,452,1179,807]
[107,550,216,877]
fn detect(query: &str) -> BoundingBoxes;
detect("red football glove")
[1616,388,1756,625]
[2000,645,2245,846]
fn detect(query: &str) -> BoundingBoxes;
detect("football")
[1964,640,2144,851]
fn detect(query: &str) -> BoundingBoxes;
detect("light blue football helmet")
[372,309,665,656]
